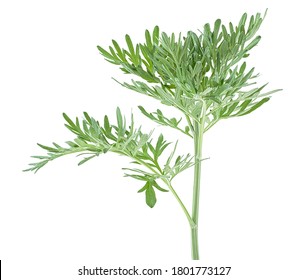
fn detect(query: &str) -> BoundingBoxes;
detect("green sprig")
[24,108,193,208]
[26,10,280,260]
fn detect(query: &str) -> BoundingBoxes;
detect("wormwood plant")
[25,11,280,260]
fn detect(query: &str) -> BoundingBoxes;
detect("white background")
[0,0,306,279]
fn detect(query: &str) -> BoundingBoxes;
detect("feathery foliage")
[24,108,193,207]
[97,10,280,133]
[26,11,280,259]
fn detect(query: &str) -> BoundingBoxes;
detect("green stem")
[165,181,196,228]
[191,119,204,260]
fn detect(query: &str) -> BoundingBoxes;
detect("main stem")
[191,121,203,260]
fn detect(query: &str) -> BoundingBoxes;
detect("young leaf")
[145,183,157,208]
[244,35,261,52]
[238,97,270,116]
[152,26,160,45]
[138,181,149,193]
[152,181,168,192]
[37,143,59,153]
[78,155,97,166]
[145,29,153,50]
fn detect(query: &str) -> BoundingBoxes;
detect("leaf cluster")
[24,108,193,208]
[98,11,280,134]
